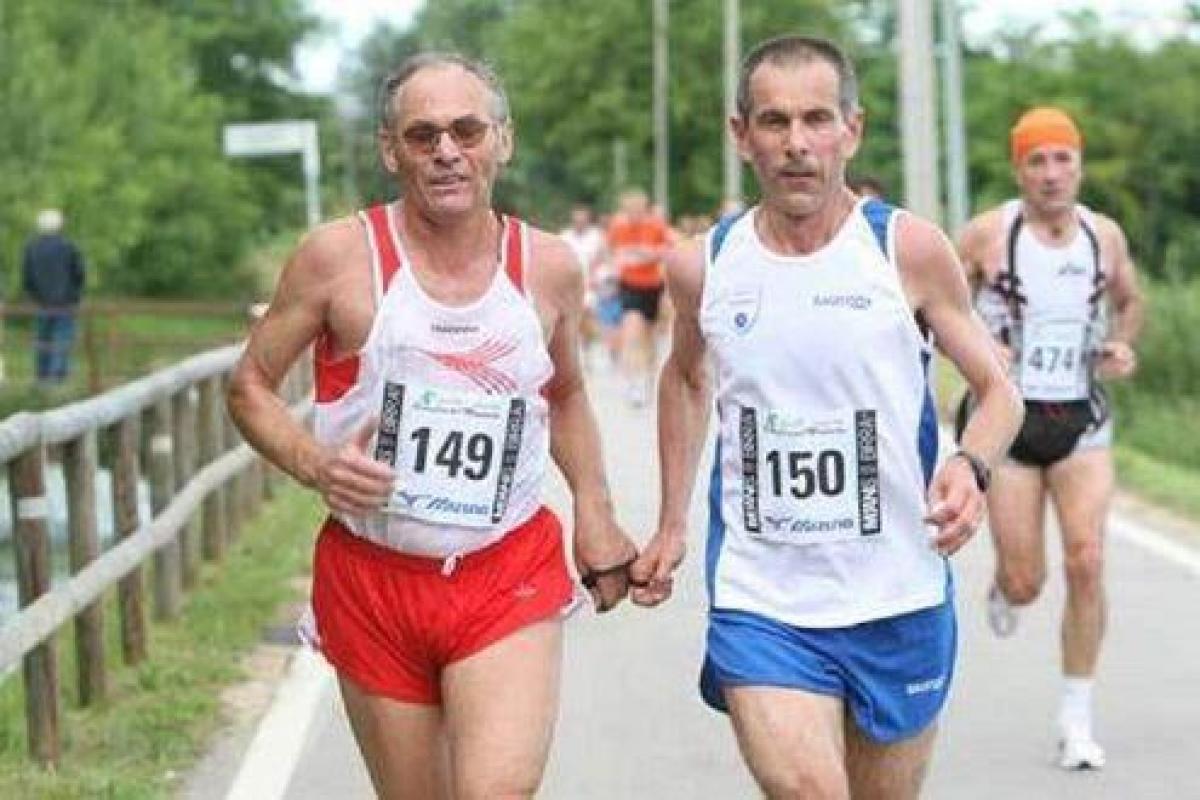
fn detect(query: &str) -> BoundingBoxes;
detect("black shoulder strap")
[1003,212,1026,323]
[1079,215,1106,313]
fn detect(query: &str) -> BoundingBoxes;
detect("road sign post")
[223,120,321,229]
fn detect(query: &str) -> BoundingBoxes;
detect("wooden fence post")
[198,376,227,561]
[173,387,200,589]
[147,400,181,620]
[9,445,60,764]
[112,416,147,664]
[220,374,243,543]
[62,430,107,706]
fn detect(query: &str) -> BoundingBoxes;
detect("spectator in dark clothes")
[23,208,85,384]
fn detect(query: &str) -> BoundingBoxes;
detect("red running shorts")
[311,506,574,704]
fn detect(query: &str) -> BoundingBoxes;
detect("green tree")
[0,1,327,300]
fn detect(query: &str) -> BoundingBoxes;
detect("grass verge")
[0,484,321,799]
[1114,446,1200,522]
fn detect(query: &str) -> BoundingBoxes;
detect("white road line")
[225,647,334,800]
[1110,512,1200,577]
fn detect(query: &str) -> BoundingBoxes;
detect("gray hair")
[36,208,63,234]
[378,52,510,131]
[736,35,860,120]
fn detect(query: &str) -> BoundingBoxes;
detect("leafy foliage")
[0,1,328,299]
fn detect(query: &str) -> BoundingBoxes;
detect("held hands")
[629,527,686,607]
[315,418,395,516]
[1096,340,1137,380]
[574,504,640,614]
[924,456,985,556]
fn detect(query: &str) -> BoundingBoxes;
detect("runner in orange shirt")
[606,188,671,406]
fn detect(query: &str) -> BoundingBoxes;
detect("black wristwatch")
[953,449,991,493]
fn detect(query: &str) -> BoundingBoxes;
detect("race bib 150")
[739,406,881,545]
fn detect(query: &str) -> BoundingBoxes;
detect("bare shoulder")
[526,224,584,308]
[664,234,706,308]
[958,205,1005,253]
[895,212,956,270]
[527,225,580,273]
[278,215,367,292]
[1090,211,1131,257]
[894,212,968,310]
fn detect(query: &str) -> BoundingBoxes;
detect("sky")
[295,0,1192,94]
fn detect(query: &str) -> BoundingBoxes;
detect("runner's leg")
[725,686,850,800]
[988,463,1049,606]
[845,721,937,800]
[1046,447,1112,677]
[442,620,563,800]
[338,676,450,800]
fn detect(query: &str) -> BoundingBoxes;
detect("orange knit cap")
[1010,106,1082,164]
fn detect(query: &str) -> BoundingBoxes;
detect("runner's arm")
[900,215,1023,554]
[535,234,637,610]
[955,214,989,294]
[631,237,710,605]
[1096,216,1144,379]
[226,221,393,513]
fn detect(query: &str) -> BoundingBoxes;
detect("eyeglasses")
[399,116,494,154]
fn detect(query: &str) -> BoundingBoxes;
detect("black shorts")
[618,282,664,323]
[954,389,1110,469]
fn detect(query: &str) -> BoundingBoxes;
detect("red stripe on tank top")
[366,203,404,291]
[504,216,524,292]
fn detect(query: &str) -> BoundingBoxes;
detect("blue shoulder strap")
[861,197,895,259]
[709,210,747,262]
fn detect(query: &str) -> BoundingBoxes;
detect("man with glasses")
[228,52,637,798]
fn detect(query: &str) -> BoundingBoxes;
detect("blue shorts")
[594,295,623,328]
[700,597,957,744]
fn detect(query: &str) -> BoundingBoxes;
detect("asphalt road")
[192,363,1200,799]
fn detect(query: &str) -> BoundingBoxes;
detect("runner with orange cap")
[957,105,1145,770]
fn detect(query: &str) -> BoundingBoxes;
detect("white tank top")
[312,203,552,558]
[974,200,1107,402]
[700,200,946,628]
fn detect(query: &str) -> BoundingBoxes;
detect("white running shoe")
[1059,731,1106,770]
[986,583,1018,637]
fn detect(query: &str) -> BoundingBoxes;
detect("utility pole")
[653,0,669,217]
[897,0,941,222]
[940,0,970,235]
[612,138,628,196]
[723,0,742,205]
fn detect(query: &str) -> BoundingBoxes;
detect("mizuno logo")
[392,490,427,509]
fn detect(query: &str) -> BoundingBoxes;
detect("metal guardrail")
[0,343,312,765]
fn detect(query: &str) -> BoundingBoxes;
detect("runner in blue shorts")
[632,35,1022,799]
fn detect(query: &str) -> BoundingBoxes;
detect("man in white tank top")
[630,35,1022,799]
[227,53,637,799]
[958,107,1144,770]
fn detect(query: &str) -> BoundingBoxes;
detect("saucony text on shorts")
[700,590,957,744]
[312,506,574,704]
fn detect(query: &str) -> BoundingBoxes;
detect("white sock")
[1059,677,1094,737]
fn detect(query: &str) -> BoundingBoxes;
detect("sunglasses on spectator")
[400,116,495,153]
